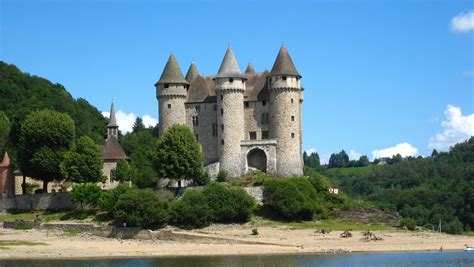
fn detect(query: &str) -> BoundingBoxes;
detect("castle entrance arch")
[247,148,267,172]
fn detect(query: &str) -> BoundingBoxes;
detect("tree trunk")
[43,181,48,193]
[21,175,26,195]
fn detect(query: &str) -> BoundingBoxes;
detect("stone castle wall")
[269,76,303,176]
[217,79,246,177]
[185,102,219,165]
[0,192,77,213]
[157,84,187,135]
[243,101,269,140]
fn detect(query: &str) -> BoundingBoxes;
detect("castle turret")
[214,46,246,177]
[268,45,304,176]
[107,101,118,139]
[185,61,199,83]
[156,54,189,135]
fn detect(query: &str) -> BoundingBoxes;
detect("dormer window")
[229,78,234,83]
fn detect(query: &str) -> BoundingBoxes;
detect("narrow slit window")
[291,133,295,138]
[291,116,295,122]
[168,104,171,109]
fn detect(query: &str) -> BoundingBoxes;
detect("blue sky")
[1,0,473,162]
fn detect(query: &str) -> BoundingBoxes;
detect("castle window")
[241,79,244,84]
[244,101,249,108]
[221,124,224,131]
[212,123,218,136]
[291,133,295,138]
[262,101,266,106]
[221,139,224,145]
[213,104,217,111]
[164,84,169,88]
[262,131,269,139]
[220,95,223,101]
[195,134,199,141]
[220,108,223,115]
[261,113,269,125]
[192,116,199,126]
[229,78,234,83]
[269,77,272,82]
[291,116,295,122]
[249,131,257,140]
[168,104,171,109]
[282,76,287,81]
[195,105,200,112]
[291,98,294,104]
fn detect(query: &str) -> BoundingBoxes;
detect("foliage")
[132,117,145,133]
[303,151,320,168]
[400,218,416,231]
[216,170,228,182]
[0,62,107,146]
[203,183,256,223]
[170,189,212,229]
[154,125,204,186]
[18,110,75,192]
[263,177,320,221]
[230,170,274,187]
[193,170,210,186]
[113,188,169,228]
[328,150,350,168]
[111,159,135,183]
[0,111,10,154]
[70,183,104,209]
[61,136,104,184]
[101,184,132,217]
[325,137,474,234]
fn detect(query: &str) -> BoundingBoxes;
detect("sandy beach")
[1,224,473,259]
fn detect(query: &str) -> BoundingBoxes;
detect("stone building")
[156,45,304,178]
[99,101,128,189]
[0,152,15,198]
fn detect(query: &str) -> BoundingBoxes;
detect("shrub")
[193,170,210,186]
[251,228,259,235]
[203,183,256,223]
[70,183,103,209]
[263,178,317,221]
[101,184,132,216]
[444,217,464,235]
[170,189,211,229]
[216,170,228,182]
[113,188,169,228]
[400,218,416,231]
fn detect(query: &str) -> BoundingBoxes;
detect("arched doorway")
[247,148,267,172]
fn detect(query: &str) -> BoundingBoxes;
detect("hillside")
[0,61,107,149]
[317,137,474,234]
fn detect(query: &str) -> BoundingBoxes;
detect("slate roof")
[107,101,118,127]
[156,54,189,85]
[185,62,199,82]
[186,75,216,103]
[101,136,128,160]
[244,71,270,101]
[245,62,255,74]
[214,46,246,79]
[270,45,301,77]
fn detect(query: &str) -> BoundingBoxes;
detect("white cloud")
[305,148,317,155]
[349,149,362,160]
[372,143,418,159]
[451,10,474,32]
[102,110,158,134]
[428,105,474,151]
[319,153,331,165]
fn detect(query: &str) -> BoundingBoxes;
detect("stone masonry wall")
[243,101,269,140]
[157,84,187,135]
[0,192,78,213]
[185,102,219,165]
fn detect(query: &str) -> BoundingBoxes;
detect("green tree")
[70,183,103,209]
[61,136,104,184]
[357,155,370,167]
[304,151,320,168]
[170,189,212,229]
[111,159,135,183]
[154,125,204,188]
[0,111,10,154]
[132,117,145,133]
[18,110,75,192]
[328,150,350,168]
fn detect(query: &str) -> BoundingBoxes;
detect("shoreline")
[1,225,472,260]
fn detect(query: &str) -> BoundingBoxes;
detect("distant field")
[324,165,378,177]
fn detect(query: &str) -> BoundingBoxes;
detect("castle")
[156,45,304,178]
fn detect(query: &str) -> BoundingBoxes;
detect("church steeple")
[107,101,118,139]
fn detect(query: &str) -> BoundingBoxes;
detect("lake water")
[0,251,473,267]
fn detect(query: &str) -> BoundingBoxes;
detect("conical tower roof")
[214,46,246,79]
[156,54,189,85]
[185,61,199,82]
[108,101,118,127]
[1,152,10,167]
[270,45,300,77]
[245,62,255,74]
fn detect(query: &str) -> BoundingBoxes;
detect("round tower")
[214,46,246,178]
[268,45,304,176]
[156,53,189,136]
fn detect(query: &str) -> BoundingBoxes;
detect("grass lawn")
[252,217,395,231]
